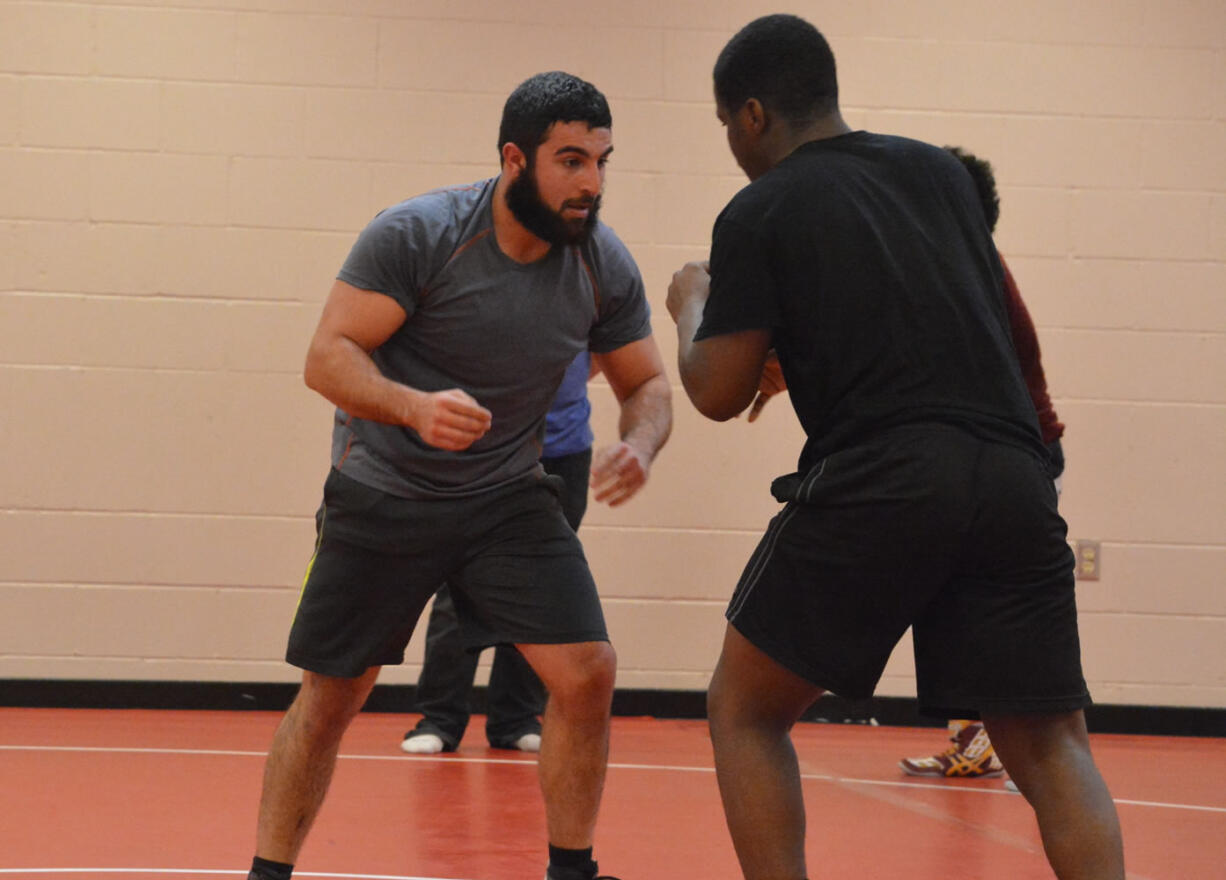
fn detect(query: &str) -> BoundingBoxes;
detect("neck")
[492,172,552,264]
[766,110,853,167]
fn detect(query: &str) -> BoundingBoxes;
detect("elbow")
[302,343,328,395]
[683,377,748,422]
[695,398,743,422]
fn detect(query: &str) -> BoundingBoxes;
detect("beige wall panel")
[0,511,313,588]
[303,89,501,167]
[159,226,353,302]
[993,187,1071,258]
[0,584,291,660]
[603,598,725,674]
[585,388,806,532]
[0,77,15,145]
[0,367,329,516]
[1080,612,1226,689]
[1137,121,1226,192]
[0,294,316,372]
[613,100,740,178]
[377,20,665,100]
[1138,0,1226,50]
[1212,196,1226,261]
[861,113,1155,193]
[597,172,658,247]
[228,157,371,231]
[1090,683,1226,709]
[367,163,498,210]
[96,6,237,82]
[1076,546,1226,616]
[19,78,162,152]
[661,28,735,103]
[236,12,377,87]
[161,83,307,157]
[0,222,17,291]
[582,526,763,602]
[0,3,94,76]
[1008,258,1226,333]
[841,38,1220,120]
[1043,329,1226,404]
[16,222,164,296]
[0,657,302,683]
[1,149,92,221]
[1057,402,1226,545]
[1071,191,1214,261]
[647,173,746,247]
[90,153,230,226]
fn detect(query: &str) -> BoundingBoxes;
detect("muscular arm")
[669,261,774,421]
[589,335,672,506]
[303,279,491,450]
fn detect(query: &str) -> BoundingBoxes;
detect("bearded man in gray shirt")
[246,71,672,880]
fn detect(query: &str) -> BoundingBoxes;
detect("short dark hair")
[497,71,612,160]
[944,146,1000,233]
[714,14,838,126]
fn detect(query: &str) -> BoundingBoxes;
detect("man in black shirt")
[666,14,1123,880]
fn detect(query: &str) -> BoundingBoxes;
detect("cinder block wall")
[1,1,1223,709]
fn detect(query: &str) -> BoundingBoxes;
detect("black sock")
[548,844,597,876]
[249,856,293,880]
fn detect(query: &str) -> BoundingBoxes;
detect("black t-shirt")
[697,131,1044,474]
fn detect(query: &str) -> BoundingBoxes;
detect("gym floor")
[1,708,1222,879]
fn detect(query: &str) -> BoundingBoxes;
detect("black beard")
[505,162,601,246]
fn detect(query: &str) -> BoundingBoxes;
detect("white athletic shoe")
[514,732,542,752]
[1004,778,1020,793]
[400,732,445,754]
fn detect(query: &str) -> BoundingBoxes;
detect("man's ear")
[501,141,528,177]
[743,98,768,135]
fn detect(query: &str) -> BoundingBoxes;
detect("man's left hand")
[666,261,711,323]
[590,441,651,507]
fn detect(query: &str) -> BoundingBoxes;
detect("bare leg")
[983,711,1124,880]
[706,625,824,880]
[518,640,616,848]
[255,667,381,862]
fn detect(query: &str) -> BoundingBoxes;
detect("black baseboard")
[1,679,1222,738]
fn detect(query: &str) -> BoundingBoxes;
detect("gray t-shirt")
[331,178,652,499]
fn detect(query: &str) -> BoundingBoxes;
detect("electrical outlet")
[1074,539,1101,581]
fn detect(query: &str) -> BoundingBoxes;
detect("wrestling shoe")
[899,720,1005,778]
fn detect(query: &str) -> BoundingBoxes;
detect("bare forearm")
[304,336,420,426]
[617,373,672,462]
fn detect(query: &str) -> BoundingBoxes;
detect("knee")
[545,641,616,710]
[290,670,376,738]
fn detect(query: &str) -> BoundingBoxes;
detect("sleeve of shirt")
[695,206,780,341]
[336,206,427,319]
[587,229,654,354]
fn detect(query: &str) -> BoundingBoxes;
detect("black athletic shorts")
[727,423,1089,719]
[287,468,608,678]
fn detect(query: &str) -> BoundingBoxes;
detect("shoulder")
[364,179,493,244]
[579,222,643,283]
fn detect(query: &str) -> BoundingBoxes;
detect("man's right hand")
[407,388,492,450]
[747,350,786,422]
